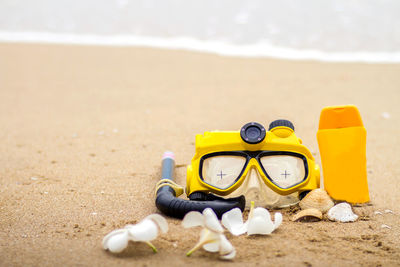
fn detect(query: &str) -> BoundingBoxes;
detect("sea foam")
[1,31,400,63]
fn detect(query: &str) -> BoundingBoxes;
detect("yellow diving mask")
[185,120,320,208]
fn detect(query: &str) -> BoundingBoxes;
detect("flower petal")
[126,219,158,241]
[221,208,247,236]
[247,216,274,235]
[182,211,204,228]
[102,229,127,250]
[220,248,236,260]
[252,207,272,222]
[203,241,220,252]
[274,212,283,230]
[218,234,235,260]
[201,229,221,252]
[218,234,233,254]
[203,208,223,233]
[145,214,169,233]
[187,228,220,256]
[103,229,129,253]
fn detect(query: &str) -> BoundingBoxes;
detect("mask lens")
[260,155,306,188]
[202,155,247,189]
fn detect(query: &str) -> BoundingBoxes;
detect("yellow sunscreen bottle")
[317,105,369,203]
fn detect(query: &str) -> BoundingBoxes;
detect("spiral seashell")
[299,188,334,213]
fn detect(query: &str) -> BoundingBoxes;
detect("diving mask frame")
[155,120,320,219]
[186,121,320,198]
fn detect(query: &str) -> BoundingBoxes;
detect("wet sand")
[0,43,399,266]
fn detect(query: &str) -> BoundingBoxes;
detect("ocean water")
[1,0,400,62]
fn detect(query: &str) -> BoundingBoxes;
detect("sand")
[0,43,399,266]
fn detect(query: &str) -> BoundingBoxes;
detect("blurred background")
[1,0,400,62]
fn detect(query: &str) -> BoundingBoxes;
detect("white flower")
[222,201,282,236]
[182,208,236,260]
[102,214,168,253]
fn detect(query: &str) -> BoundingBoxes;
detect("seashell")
[327,203,358,222]
[299,188,334,213]
[292,208,322,222]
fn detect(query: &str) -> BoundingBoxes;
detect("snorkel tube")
[155,152,245,219]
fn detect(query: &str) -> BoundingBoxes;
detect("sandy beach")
[0,43,399,266]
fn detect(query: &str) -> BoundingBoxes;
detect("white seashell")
[327,203,358,222]
[299,188,334,213]
[384,209,394,214]
[374,211,383,215]
[381,224,391,229]
[292,208,322,222]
